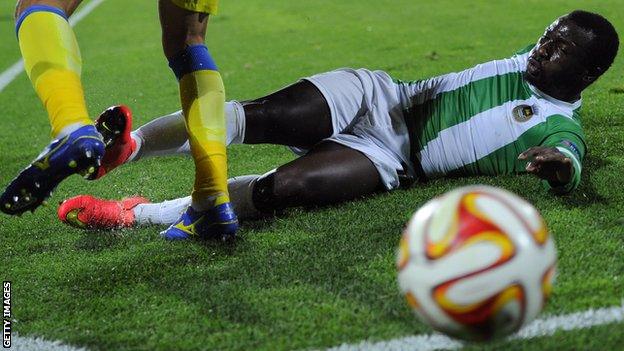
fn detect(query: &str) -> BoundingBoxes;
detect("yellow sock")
[17,7,91,138]
[179,70,229,209]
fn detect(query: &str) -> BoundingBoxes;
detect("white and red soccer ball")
[397,185,556,341]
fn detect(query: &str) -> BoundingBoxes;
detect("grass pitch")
[1,0,623,350]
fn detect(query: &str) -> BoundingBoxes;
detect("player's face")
[524,17,595,101]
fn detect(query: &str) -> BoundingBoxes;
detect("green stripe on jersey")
[407,71,532,147]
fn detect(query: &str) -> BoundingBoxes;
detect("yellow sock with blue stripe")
[16,5,91,138]
[169,45,229,210]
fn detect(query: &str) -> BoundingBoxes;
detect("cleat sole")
[0,126,104,215]
[64,208,86,229]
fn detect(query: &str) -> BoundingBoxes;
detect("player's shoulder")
[469,44,535,77]
[527,97,586,151]
[536,109,586,148]
[537,103,583,129]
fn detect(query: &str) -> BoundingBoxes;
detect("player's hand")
[518,146,574,185]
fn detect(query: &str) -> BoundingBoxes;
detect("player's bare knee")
[161,33,207,60]
[15,0,82,18]
[177,13,208,48]
[184,32,206,47]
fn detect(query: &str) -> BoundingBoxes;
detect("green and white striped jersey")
[399,46,585,193]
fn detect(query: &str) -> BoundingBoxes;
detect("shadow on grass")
[56,195,418,348]
[550,154,610,208]
[419,154,612,210]
[144,220,412,333]
[74,230,127,252]
[70,217,275,256]
[238,216,280,232]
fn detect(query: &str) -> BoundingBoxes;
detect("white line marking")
[0,0,106,93]
[9,304,624,350]
[12,333,87,351]
[67,0,106,26]
[326,303,624,351]
[0,60,25,93]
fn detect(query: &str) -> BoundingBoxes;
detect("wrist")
[555,160,574,183]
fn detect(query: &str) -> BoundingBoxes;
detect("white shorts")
[300,68,413,190]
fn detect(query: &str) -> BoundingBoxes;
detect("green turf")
[1,0,623,350]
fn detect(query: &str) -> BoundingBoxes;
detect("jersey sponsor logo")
[560,140,581,160]
[512,104,536,122]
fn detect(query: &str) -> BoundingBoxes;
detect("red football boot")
[94,105,137,179]
[58,195,150,229]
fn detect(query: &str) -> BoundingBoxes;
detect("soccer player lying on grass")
[58,10,619,238]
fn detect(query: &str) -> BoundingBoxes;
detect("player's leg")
[15,0,83,16]
[94,79,333,173]
[58,175,258,229]
[15,0,88,136]
[1,0,104,215]
[158,0,236,240]
[142,142,382,220]
[250,141,382,213]
[241,80,333,149]
[58,142,381,229]
[93,106,222,177]
[133,80,331,157]
[134,79,333,154]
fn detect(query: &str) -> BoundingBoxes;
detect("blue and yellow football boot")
[160,202,238,241]
[1,125,104,215]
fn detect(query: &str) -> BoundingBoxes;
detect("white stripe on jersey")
[418,97,575,177]
[401,52,530,107]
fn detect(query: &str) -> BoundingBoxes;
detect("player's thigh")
[242,80,333,148]
[273,141,382,207]
[15,0,83,18]
[158,0,213,59]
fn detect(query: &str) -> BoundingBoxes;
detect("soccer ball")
[396,185,556,341]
